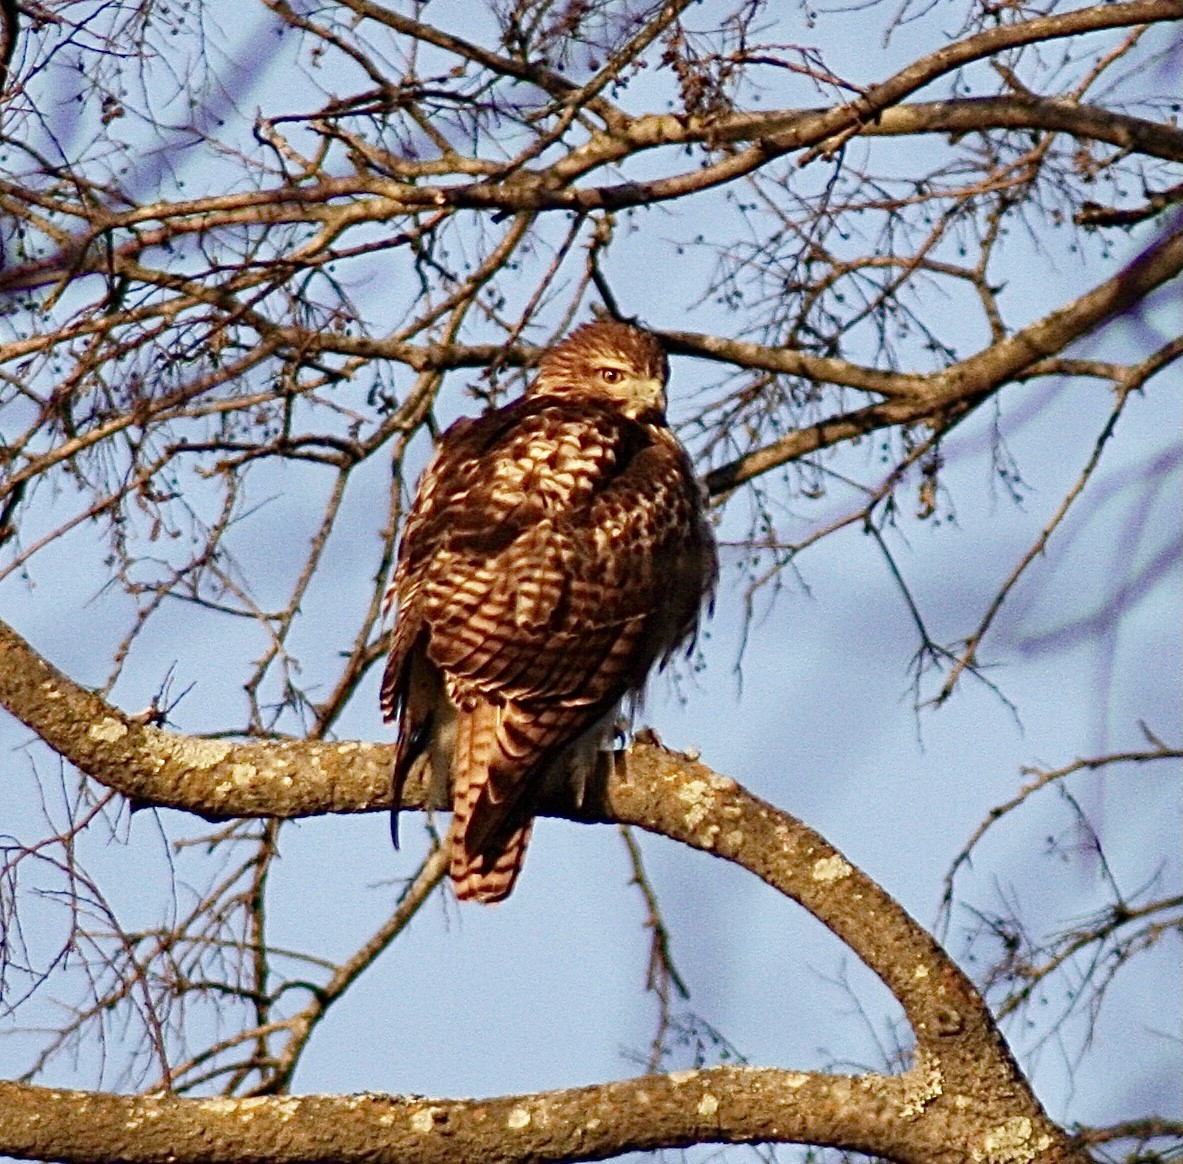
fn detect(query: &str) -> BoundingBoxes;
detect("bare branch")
[701,219,1183,494]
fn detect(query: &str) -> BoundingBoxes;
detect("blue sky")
[1,2,1179,1155]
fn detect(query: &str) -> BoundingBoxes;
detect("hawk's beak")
[633,376,667,412]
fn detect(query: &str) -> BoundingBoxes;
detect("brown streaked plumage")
[381,320,717,903]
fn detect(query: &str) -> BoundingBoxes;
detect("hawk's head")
[530,320,669,419]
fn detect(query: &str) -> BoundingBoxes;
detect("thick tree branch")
[0,1061,1083,1164]
[0,616,393,818]
[0,612,1084,1163]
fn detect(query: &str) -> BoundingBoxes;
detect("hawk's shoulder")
[403,394,657,559]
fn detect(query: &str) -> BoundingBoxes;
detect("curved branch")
[0,1063,1077,1164]
[0,612,1084,1163]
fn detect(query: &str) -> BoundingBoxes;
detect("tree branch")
[700,217,1183,494]
[0,612,1086,1163]
[0,1063,1076,1164]
[3,6,1180,300]
[0,615,393,819]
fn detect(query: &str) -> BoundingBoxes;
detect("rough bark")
[0,614,1088,1164]
[0,1067,1083,1164]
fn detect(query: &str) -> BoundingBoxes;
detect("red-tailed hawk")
[381,320,716,903]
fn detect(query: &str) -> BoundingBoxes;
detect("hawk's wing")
[382,395,715,881]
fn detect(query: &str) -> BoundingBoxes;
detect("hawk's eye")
[600,367,624,384]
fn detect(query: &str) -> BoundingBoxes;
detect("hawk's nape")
[381,319,717,903]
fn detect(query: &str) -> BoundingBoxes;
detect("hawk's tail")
[449,818,533,904]
[447,699,536,904]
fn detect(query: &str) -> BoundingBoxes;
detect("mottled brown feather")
[382,320,716,901]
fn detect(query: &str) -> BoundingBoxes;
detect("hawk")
[381,320,717,903]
